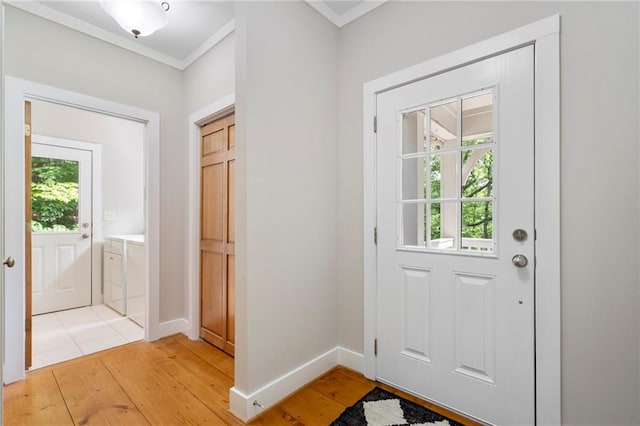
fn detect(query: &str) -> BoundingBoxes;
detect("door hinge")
[24,124,31,137]
[373,116,377,133]
[374,227,378,244]
[25,317,32,333]
[374,338,378,356]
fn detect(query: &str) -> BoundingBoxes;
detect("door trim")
[4,77,161,383]
[186,93,235,340]
[362,15,560,424]
[32,135,103,307]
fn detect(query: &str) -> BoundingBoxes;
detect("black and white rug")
[331,387,463,426]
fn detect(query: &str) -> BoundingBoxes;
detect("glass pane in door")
[402,110,427,155]
[430,101,458,151]
[430,152,457,200]
[461,148,494,198]
[461,201,494,252]
[402,157,428,200]
[31,157,80,232]
[462,92,493,147]
[429,202,458,250]
[398,89,496,255]
[401,203,428,247]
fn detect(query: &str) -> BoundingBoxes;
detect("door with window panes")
[31,143,92,315]
[376,46,535,425]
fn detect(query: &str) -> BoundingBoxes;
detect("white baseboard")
[229,387,251,420]
[158,318,189,338]
[229,346,365,421]
[229,347,339,421]
[337,346,364,373]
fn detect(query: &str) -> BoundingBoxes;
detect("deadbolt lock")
[512,229,528,242]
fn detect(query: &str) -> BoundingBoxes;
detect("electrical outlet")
[104,210,117,221]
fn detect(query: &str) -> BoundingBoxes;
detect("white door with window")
[376,46,535,425]
[31,143,92,314]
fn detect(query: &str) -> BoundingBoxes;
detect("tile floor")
[31,304,144,370]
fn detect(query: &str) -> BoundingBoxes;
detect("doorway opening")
[186,94,235,346]
[4,77,161,384]
[27,100,146,370]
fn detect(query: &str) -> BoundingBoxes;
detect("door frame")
[362,16,560,424]
[4,77,161,383]
[31,136,103,308]
[0,4,5,414]
[186,93,235,340]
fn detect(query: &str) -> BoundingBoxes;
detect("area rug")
[331,387,463,426]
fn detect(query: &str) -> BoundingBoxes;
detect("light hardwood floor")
[4,334,478,425]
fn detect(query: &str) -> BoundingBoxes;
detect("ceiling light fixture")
[100,0,170,39]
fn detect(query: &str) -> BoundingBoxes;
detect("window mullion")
[455,96,462,251]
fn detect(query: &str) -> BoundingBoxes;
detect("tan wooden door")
[200,113,235,356]
[25,101,32,369]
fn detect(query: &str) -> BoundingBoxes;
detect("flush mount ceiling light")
[100,0,170,39]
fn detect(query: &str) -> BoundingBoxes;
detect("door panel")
[200,251,224,347]
[200,113,235,356]
[202,163,224,242]
[376,46,534,425]
[203,127,226,154]
[31,143,92,315]
[400,267,431,362]
[228,123,235,148]
[453,273,495,384]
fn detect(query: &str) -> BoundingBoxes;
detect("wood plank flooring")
[4,334,478,425]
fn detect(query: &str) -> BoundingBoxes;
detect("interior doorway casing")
[3,77,161,384]
[362,16,561,424]
[186,93,235,340]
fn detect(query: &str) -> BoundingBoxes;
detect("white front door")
[31,143,92,314]
[376,46,534,425]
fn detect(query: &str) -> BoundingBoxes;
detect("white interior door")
[376,46,534,425]
[31,143,92,315]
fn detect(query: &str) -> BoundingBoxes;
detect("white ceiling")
[7,0,386,70]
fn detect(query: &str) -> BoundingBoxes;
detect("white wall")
[5,5,185,322]
[337,2,639,425]
[234,1,338,394]
[31,101,145,237]
[183,32,235,115]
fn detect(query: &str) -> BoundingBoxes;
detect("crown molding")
[305,0,386,28]
[5,1,234,71]
[182,19,234,69]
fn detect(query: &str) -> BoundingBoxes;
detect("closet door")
[200,113,235,356]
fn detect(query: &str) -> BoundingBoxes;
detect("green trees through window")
[31,157,79,232]
[428,142,493,242]
[461,146,493,240]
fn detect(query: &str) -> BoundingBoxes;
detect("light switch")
[104,211,117,221]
